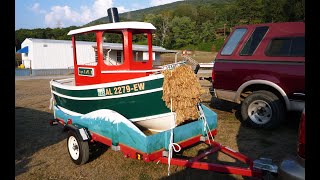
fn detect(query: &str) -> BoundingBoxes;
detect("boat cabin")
[68,21,161,86]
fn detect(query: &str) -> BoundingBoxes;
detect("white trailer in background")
[16,38,177,76]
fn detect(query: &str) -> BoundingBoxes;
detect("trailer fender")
[63,124,91,141]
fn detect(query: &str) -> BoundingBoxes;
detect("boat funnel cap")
[107,7,120,23]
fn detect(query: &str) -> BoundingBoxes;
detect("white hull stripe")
[145,128,169,133]
[56,105,173,125]
[130,112,174,122]
[101,69,164,73]
[52,87,163,100]
[51,74,164,90]
[58,106,83,116]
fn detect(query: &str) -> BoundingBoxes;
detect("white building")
[16,38,177,76]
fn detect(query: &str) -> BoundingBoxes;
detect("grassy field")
[160,51,217,65]
[15,52,301,179]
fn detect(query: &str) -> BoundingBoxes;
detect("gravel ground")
[15,75,74,81]
[15,76,301,180]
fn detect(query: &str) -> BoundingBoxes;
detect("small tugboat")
[50,8,180,132]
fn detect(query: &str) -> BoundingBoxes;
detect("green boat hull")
[50,74,171,119]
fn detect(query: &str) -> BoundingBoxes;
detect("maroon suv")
[210,22,305,129]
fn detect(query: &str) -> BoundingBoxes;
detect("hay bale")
[162,65,204,125]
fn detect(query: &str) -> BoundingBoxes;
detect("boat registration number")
[78,67,94,77]
[97,83,145,96]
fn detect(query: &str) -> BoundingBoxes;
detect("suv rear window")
[221,28,247,55]
[265,37,305,57]
[240,26,269,56]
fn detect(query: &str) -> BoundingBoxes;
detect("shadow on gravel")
[157,139,245,180]
[207,96,302,179]
[160,169,240,180]
[88,142,110,163]
[209,97,240,113]
[159,148,241,180]
[208,96,301,129]
[15,107,67,176]
[15,106,113,177]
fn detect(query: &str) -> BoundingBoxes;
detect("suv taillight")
[297,109,305,159]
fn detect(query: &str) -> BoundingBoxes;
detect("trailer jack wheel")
[67,130,89,165]
[261,172,278,180]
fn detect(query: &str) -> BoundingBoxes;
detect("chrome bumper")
[278,157,305,180]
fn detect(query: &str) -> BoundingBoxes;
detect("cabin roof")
[67,22,156,35]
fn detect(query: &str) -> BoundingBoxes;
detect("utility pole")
[127,12,131,20]
[224,24,226,40]
[56,20,62,29]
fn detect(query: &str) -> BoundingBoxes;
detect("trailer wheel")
[241,90,285,129]
[67,130,89,165]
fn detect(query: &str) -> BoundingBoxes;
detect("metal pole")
[175,52,179,63]
[224,24,226,40]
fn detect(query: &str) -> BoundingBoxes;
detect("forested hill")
[15,0,304,52]
[88,0,235,26]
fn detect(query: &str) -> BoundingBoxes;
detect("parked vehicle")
[210,22,305,129]
[278,108,305,179]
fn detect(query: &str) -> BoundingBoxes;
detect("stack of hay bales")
[162,64,204,125]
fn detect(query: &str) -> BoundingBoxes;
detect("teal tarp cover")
[17,46,28,53]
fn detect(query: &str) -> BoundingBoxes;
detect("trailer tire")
[67,130,89,165]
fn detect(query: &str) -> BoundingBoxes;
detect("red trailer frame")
[92,128,264,177]
[53,117,266,178]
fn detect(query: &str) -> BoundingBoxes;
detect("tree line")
[15,0,304,52]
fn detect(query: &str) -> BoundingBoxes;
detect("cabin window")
[74,33,97,66]
[133,51,144,61]
[102,32,124,66]
[132,32,150,62]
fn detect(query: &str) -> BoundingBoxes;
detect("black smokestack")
[107,7,119,23]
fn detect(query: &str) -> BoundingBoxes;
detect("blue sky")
[15,0,182,30]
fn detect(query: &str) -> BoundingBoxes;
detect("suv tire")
[240,90,285,129]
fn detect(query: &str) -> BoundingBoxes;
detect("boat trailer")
[49,104,277,179]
